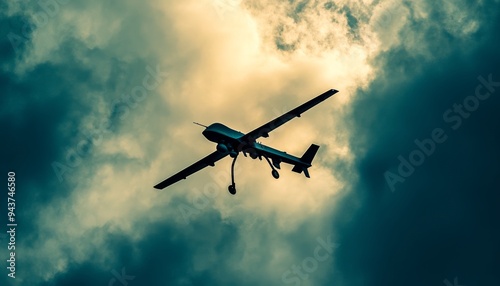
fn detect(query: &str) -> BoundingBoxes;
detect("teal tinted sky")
[1,0,499,285]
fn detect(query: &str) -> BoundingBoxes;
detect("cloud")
[1,0,499,285]
[330,1,500,285]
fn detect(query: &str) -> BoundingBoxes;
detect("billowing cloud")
[1,0,499,285]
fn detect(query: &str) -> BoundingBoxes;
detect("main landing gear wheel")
[228,184,236,195]
[272,169,280,179]
[264,156,280,179]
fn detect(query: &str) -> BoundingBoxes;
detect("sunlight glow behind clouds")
[10,0,386,281]
[3,0,490,284]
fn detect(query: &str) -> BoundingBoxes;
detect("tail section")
[300,144,320,164]
[292,144,320,178]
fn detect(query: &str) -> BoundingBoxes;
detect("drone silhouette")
[154,89,338,195]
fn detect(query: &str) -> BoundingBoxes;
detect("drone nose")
[202,129,217,142]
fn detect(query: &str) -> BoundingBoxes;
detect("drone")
[154,89,338,195]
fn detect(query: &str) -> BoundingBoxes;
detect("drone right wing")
[240,89,338,142]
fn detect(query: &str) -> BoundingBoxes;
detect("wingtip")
[153,183,165,190]
[321,89,339,98]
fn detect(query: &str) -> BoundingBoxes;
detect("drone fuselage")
[202,123,249,154]
[202,123,244,143]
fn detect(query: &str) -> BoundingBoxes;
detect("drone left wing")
[154,151,228,190]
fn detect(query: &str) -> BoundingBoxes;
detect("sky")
[1,0,499,285]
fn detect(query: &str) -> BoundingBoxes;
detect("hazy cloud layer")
[1,0,499,285]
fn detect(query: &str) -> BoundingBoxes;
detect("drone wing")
[154,151,228,190]
[240,89,338,142]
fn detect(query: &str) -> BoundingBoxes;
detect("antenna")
[193,122,208,128]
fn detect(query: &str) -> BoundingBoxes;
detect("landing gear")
[228,184,236,195]
[264,156,280,179]
[228,153,238,195]
[272,169,280,179]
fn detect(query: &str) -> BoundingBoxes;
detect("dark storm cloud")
[0,3,171,284]
[1,25,154,198]
[331,2,500,286]
[0,15,96,271]
[42,210,243,286]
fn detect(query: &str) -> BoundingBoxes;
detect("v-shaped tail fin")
[292,144,320,178]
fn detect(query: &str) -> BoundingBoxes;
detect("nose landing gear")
[228,154,238,195]
[228,184,236,195]
[226,153,280,195]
